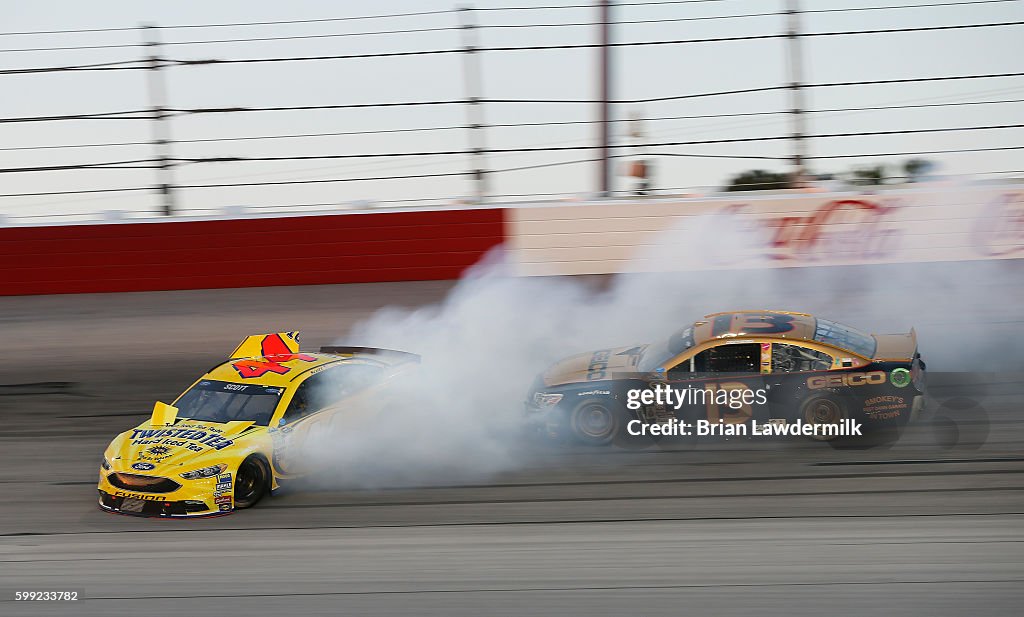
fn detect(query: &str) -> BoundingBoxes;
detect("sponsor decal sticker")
[131,462,155,471]
[129,427,235,451]
[231,333,317,379]
[587,350,612,381]
[864,395,908,419]
[114,490,162,501]
[890,368,911,388]
[807,371,886,390]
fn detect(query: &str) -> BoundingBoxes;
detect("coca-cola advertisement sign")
[972,191,1024,257]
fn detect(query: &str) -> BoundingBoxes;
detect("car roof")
[691,311,820,346]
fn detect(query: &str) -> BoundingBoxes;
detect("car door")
[764,341,836,420]
[664,341,768,428]
[272,362,387,475]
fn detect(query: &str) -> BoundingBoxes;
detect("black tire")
[930,415,960,449]
[233,455,270,509]
[800,394,902,450]
[800,394,849,443]
[568,398,624,446]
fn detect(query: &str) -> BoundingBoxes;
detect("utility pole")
[143,24,176,216]
[598,0,612,197]
[785,0,807,188]
[459,6,487,203]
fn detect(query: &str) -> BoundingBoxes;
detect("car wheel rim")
[804,399,845,440]
[576,404,613,438]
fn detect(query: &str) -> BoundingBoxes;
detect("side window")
[771,343,833,373]
[692,343,761,374]
[666,359,692,381]
[282,363,385,424]
[283,378,318,424]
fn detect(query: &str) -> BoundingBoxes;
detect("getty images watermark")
[624,384,863,437]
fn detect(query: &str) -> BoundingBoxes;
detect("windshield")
[813,318,877,357]
[638,325,696,372]
[173,380,283,426]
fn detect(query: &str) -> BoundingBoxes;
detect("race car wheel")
[569,398,621,446]
[234,455,270,509]
[800,394,848,442]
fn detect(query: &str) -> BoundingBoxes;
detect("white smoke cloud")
[306,196,1021,487]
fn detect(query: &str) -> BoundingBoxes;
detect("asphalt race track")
[1,281,1022,616]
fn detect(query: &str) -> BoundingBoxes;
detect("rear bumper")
[910,394,928,423]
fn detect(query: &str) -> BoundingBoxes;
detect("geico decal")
[807,371,886,390]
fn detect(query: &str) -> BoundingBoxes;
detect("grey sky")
[2,0,1022,220]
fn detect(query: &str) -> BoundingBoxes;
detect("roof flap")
[230,332,301,359]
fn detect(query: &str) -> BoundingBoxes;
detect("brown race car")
[525,311,926,449]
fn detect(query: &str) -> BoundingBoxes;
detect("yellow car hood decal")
[111,419,259,469]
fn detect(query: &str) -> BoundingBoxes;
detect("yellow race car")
[98,332,418,517]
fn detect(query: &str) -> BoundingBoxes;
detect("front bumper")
[97,469,233,518]
[97,490,227,517]
[524,398,566,440]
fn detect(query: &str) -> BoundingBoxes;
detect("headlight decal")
[180,463,228,480]
[533,392,564,408]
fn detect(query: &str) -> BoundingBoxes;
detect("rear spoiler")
[871,327,918,361]
[319,346,420,364]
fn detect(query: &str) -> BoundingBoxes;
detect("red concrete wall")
[0,208,506,295]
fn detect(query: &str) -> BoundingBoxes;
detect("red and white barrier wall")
[1,185,1020,295]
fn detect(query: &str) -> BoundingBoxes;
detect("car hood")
[542,345,646,387]
[107,419,260,472]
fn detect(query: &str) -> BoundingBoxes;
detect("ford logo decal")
[132,462,155,471]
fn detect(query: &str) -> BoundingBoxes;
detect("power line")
[614,72,1024,104]
[0,109,150,123]
[163,76,1019,118]
[804,145,1024,159]
[808,98,1024,114]
[163,26,458,47]
[165,123,1022,166]
[173,100,465,115]
[0,42,145,53]
[164,21,1023,68]
[0,186,151,198]
[0,161,156,174]
[0,60,147,75]
[476,1,735,10]
[177,170,466,190]
[8,0,1012,52]
[175,151,775,191]
[480,0,1021,29]
[4,146,1020,199]
[1,0,1016,39]
[805,0,1020,15]
[5,23,1020,75]
[5,96,1022,153]
[0,10,459,37]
